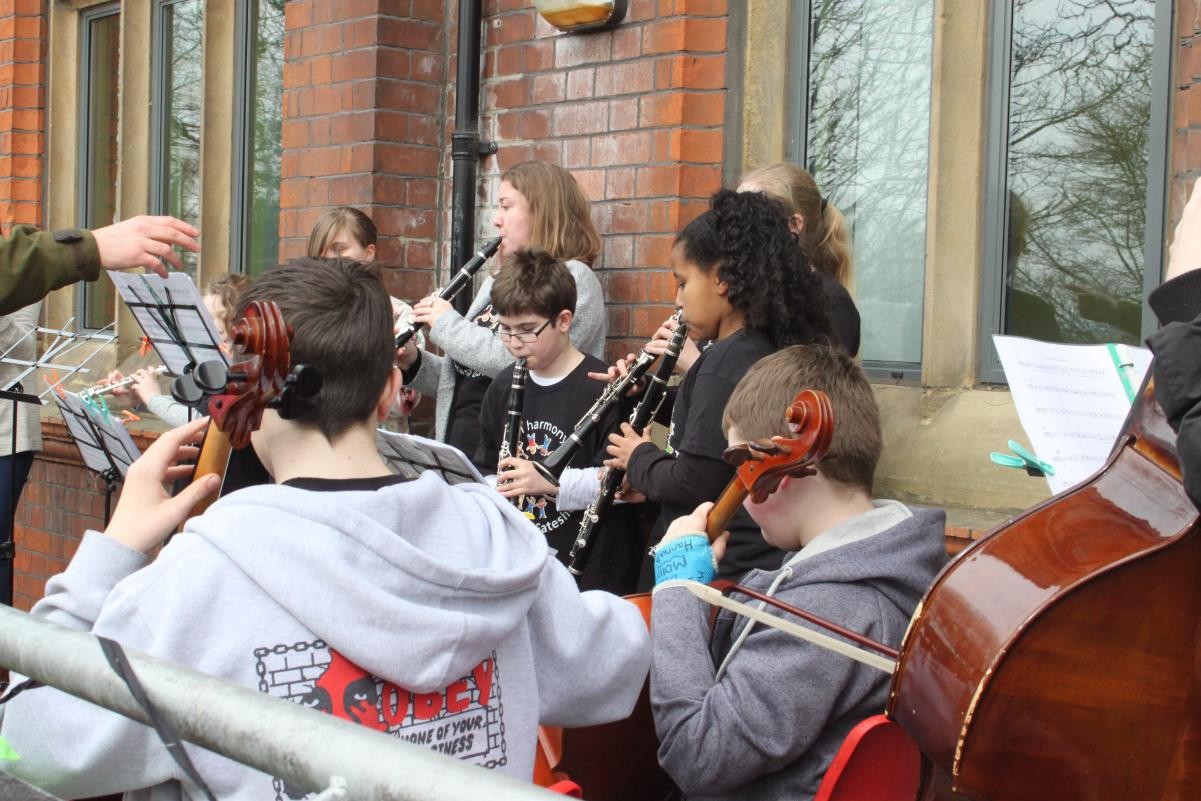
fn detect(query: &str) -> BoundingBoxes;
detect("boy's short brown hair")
[490,248,577,319]
[237,258,394,440]
[722,345,881,491]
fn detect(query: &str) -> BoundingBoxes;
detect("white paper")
[993,335,1152,495]
[109,272,228,374]
[375,429,485,486]
[53,391,141,477]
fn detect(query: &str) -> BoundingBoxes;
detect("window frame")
[976,0,1174,384]
[76,1,122,331]
[230,0,284,277]
[787,0,930,383]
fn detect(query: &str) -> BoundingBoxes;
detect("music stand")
[53,390,141,524]
[108,272,228,376]
[0,323,116,609]
[375,430,486,486]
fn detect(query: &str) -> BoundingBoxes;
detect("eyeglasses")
[493,318,552,343]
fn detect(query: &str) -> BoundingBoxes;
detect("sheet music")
[53,390,141,477]
[375,430,485,485]
[109,272,228,374]
[993,335,1152,495]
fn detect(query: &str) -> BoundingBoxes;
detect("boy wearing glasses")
[473,249,638,591]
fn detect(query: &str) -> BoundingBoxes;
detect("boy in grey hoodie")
[649,345,947,801]
[1,259,650,801]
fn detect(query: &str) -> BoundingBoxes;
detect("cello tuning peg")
[271,364,323,421]
[193,360,230,393]
[170,375,205,406]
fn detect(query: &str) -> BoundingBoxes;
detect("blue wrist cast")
[653,534,716,585]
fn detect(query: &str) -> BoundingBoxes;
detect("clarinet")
[568,315,688,575]
[529,348,658,488]
[497,359,528,508]
[395,236,502,348]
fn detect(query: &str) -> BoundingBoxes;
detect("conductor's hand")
[645,317,699,374]
[412,295,455,330]
[605,422,653,471]
[103,417,218,553]
[91,216,200,277]
[1167,180,1201,283]
[496,457,558,499]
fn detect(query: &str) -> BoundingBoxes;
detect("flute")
[497,359,528,508]
[80,365,169,399]
[569,315,688,575]
[530,311,681,488]
[395,236,503,348]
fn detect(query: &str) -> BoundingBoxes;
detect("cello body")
[889,382,1201,801]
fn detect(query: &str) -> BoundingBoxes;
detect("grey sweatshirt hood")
[776,501,947,618]
[187,472,550,692]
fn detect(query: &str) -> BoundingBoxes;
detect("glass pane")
[1003,0,1155,345]
[82,11,121,329]
[244,0,285,277]
[806,0,934,364]
[160,0,203,279]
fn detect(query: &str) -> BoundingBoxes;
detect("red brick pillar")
[0,0,45,232]
[279,0,446,302]
[481,0,729,358]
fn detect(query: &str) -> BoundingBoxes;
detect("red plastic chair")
[813,715,921,801]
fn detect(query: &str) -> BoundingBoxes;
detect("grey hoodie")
[407,259,607,443]
[650,501,947,801]
[2,473,650,801]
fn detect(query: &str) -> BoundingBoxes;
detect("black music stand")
[53,390,141,525]
[0,323,116,609]
[108,272,228,378]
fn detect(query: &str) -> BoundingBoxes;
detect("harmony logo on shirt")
[255,641,506,800]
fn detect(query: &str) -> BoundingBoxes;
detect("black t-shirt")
[627,328,786,586]
[474,354,638,585]
[445,305,499,457]
[818,271,861,357]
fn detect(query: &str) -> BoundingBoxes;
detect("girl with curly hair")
[739,162,860,356]
[605,189,833,587]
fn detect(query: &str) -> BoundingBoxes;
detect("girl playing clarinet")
[398,162,607,457]
[604,189,833,588]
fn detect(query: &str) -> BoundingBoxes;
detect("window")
[796,0,935,371]
[232,0,285,277]
[151,0,203,280]
[78,4,121,330]
[980,0,1171,379]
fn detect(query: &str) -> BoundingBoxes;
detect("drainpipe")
[450,0,496,315]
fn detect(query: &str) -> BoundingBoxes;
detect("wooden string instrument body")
[889,378,1201,801]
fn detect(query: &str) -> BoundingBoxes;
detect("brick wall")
[279,0,446,304]
[480,0,728,359]
[1174,1,1201,225]
[0,0,45,232]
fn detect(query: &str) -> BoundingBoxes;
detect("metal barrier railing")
[0,605,562,801]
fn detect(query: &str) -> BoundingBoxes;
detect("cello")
[534,390,835,800]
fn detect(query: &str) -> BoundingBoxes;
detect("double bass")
[888,375,1201,800]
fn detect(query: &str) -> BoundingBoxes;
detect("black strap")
[98,636,218,801]
[0,677,42,704]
